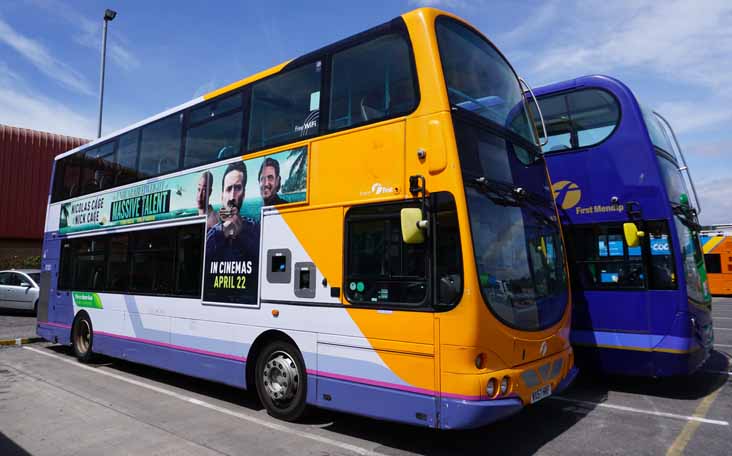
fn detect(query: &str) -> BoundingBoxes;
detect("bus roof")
[532,74,631,99]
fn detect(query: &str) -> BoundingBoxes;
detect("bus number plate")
[531,384,552,404]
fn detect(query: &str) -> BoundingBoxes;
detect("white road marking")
[715,343,732,348]
[714,327,732,331]
[703,370,732,376]
[714,317,732,320]
[550,396,729,426]
[23,346,383,456]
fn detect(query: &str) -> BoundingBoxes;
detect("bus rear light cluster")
[486,376,512,398]
[500,376,510,395]
[486,378,497,397]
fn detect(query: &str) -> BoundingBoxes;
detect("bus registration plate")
[531,384,552,404]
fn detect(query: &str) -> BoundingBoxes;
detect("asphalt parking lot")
[0,299,729,456]
[0,310,36,341]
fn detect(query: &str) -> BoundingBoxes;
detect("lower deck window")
[345,203,427,306]
[704,253,722,274]
[59,224,204,297]
[569,221,676,290]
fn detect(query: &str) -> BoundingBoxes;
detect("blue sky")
[1,0,730,224]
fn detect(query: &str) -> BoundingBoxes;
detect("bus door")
[569,223,654,371]
[643,221,684,355]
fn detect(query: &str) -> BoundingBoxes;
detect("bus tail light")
[500,376,510,395]
[486,378,497,397]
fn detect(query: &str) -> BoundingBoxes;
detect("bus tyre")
[72,314,95,363]
[255,340,307,421]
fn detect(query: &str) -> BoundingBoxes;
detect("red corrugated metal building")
[0,124,88,261]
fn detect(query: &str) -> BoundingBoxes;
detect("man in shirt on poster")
[204,161,260,304]
[258,157,288,206]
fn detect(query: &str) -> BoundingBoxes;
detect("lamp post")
[97,8,117,138]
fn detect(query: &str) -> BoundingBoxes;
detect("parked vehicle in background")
[701,226,732,295]
[0,269,40,313]
[531,75,713,376]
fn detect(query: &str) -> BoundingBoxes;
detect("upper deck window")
[657,155,686,204]
[436,17,535,144]
[329,34,417,130]
[641,107,675,154]
[80,141,117,194]
[248,61,321,150]
[533,89,620,153]
[185,92,244,167]
[139,114,183,178]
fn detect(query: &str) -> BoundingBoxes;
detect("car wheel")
[72,313,95,363]
[255,340,307,421]
[33,300,38,317]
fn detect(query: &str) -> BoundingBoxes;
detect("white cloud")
[686,141,727,158]
[29,0,140,71]
[527,0,732,91]
[499,1,558,44]
[0,52,94,137]
[697,177,732,225]
[0,85,95,138]
[654,101,732,135]
[0,17,94,96]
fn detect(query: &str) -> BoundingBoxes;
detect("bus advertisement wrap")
[201,147,308,305]
[59,146,308,306]
[60,174,200,233]
[59,146,308,233]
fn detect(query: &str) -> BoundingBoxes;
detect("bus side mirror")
[401,208,427,244]
[623,222,645,247]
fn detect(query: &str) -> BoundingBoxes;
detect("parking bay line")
[23,346,383,456]
[703,370,732,376]
[550,396,728,426]
[666,385,725,455]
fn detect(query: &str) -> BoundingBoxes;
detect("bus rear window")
[532,89,620,153]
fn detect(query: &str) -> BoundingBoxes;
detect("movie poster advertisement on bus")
[59,171,207,234]
[202,146,308,305]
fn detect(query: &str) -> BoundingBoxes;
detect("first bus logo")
[551,180,582,210]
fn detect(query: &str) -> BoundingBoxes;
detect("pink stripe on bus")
[43,322,71,329]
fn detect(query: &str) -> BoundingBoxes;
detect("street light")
[97,9,117,138]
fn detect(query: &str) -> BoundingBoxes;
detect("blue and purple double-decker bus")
[530,75,713,376]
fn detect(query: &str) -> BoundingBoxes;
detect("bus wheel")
[72,314,95,363]
[255,340,307,421]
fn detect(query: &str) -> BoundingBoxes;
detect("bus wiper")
[671,203,702,231]
[469,177,555,225]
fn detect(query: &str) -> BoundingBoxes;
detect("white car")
[0,269,41,314]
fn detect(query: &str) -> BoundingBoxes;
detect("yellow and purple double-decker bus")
[37,8,575,429]
[532,75,713,376]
